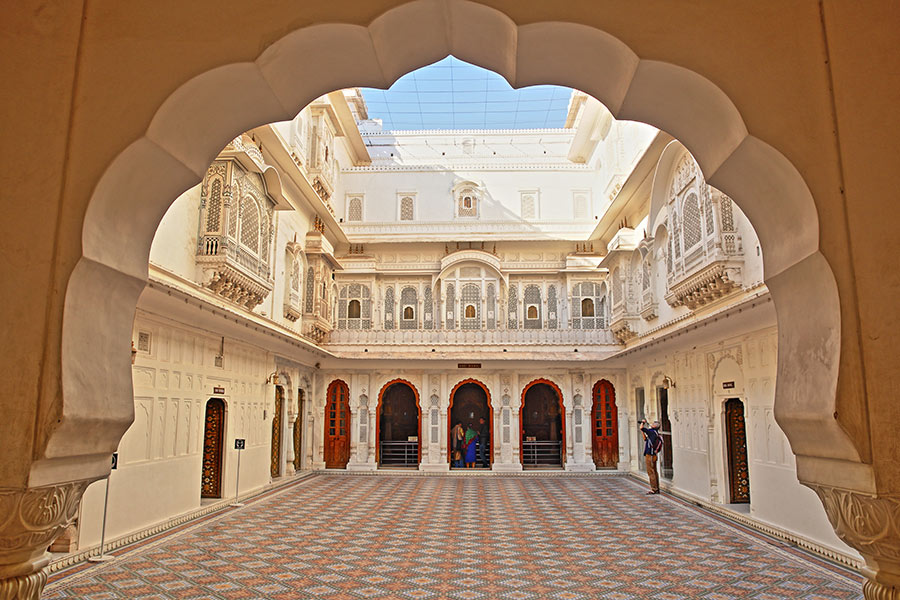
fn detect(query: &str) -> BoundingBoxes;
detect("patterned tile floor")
[45,474,863,599]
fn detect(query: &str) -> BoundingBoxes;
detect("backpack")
[652,431,664,455]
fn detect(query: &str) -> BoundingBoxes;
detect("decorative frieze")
[204,265,270,309]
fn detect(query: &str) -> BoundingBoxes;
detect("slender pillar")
[0,482,88,600]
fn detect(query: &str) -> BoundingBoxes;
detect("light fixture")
[265,371,280,385]
[662,375,676,389]
[131,341,138,365]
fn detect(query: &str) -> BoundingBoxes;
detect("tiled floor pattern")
[45,474,863,599]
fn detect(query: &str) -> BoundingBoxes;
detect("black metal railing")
[379,441,419,467]
[522,440,562,467]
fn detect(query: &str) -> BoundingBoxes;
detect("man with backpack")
[640,419,663,494]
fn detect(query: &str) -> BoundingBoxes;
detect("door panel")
[725,398,750,503]
[201,398,225,498]
[324,380,350,468]
[591,380,618,468]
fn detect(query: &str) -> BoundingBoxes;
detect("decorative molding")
[0,482,88,564]
[812,486,900,569]
[665,261,741,310]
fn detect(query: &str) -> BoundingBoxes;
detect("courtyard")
[45,474,861,600]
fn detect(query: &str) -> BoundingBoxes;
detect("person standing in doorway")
[640,419,662,494]
[477,416,490,468]
[452,422,465,468]
[464,423,478,468]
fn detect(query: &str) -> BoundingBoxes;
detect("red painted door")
[324,380,350,468]
[591,380,618,468]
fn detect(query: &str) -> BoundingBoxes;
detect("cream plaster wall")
[76,311,280,548]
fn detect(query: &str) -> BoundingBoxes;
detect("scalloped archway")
[59,0,856,504]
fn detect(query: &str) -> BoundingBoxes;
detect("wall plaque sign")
[722,381,736,389]
[458,363,481,369]
[213,386,225,394]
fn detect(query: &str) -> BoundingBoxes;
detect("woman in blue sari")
[464,423,478,468]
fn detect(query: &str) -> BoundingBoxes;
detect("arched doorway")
[324,379,351,468]
[520,379,565,468]
[377,380,421,468]
[200,398,225,498]
[725,398,751,503]
[591,380,618,469]
[448,380,492,469]
[293,388,305,471]
[271,385,284,478]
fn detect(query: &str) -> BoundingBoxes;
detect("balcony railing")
[325,327,618,347]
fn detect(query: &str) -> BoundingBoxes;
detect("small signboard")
[111,452,118,470]
[458,363,481,369]
[234,438,246,450]
[722,381,736,389]
[213,386,225,394]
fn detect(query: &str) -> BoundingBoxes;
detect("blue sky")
[360,56,572,130]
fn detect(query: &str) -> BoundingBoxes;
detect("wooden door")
[271,386,283,478]
[725,398,750,503]
[324,380,350,468]
[591,380,618,468]
[201,398,225,498]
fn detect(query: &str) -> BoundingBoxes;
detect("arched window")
[507,284,518,329]
[348,299,361,319]
[347,196,363,222]
[400,286,417,329]
[338,283,370,329]
[400,196,415,221]
[524,284,542,329]
[682,192,702,249]
[547,285,558,329]
[582,297,595,317]
[461,283,481,329]
[304,267,315,313]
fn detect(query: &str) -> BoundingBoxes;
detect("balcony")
[323,327,619,358]
[197,235,273,309]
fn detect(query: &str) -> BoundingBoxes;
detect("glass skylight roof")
[360,56,572,131]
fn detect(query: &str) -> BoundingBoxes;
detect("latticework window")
[682,192,702,249]
[458,189,477,217]
[239,197,260,254]
[338,283,370,329]
[486,283,496,329]
[547,285,558,329]
[400,196,414,221]
[598,296,608,328]
[206,178,223,233]
[572,281,604,329]
[524,284,542,329]
[384,287,395,330]
[445,283,455,328]
[461,283,481,330]
[521,194,536,219]
[291,257,301,292]
[507,284,518,329]
[305,267,315,312]
[704,192,715,235]
[423,286,434,330]
[347,196,362,222]
[721,197,735,231]
[400,286,417,329]
[612,269,623,305]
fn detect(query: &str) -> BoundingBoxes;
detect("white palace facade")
[62,89,858,568]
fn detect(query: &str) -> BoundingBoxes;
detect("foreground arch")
[3,1,889,598]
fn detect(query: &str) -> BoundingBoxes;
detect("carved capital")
[0,482,88,575]
[812,485,900,593]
